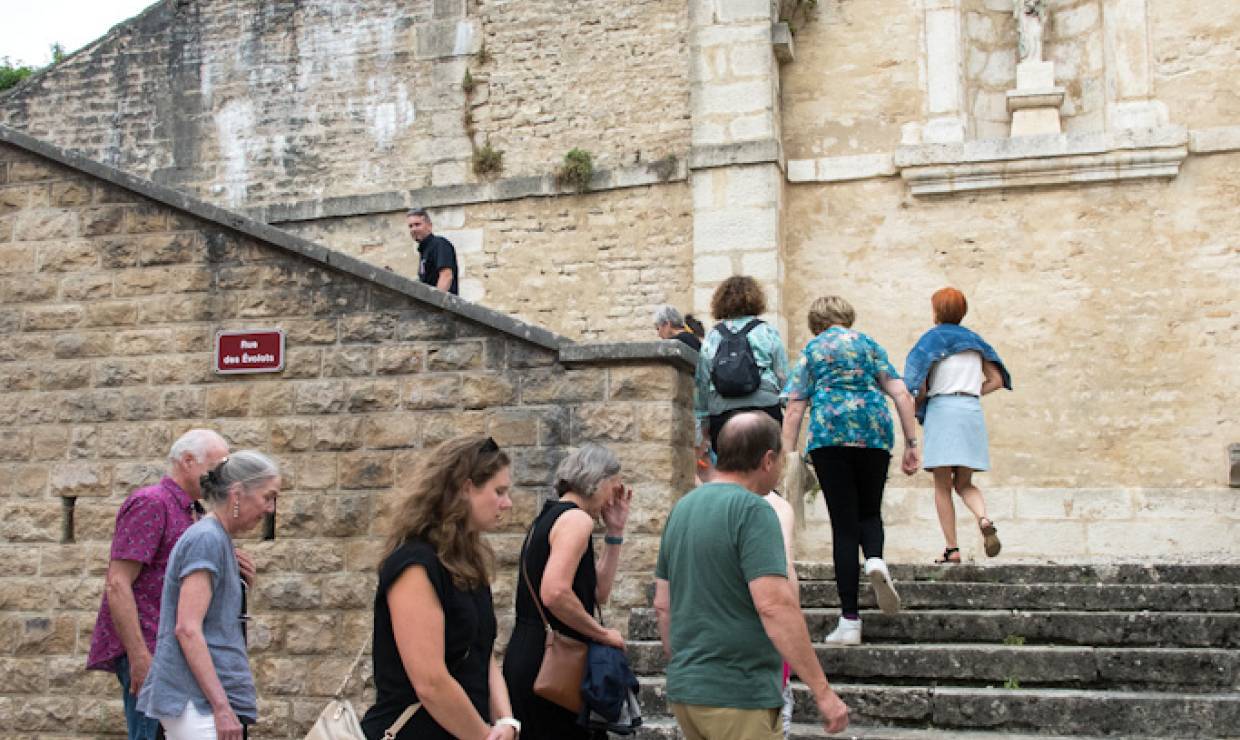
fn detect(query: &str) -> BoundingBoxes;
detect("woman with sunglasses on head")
[503,443,632,739]
[361,435,520,740]
[136,451,280,740]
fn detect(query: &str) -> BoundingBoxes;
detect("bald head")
[715,412,782,473]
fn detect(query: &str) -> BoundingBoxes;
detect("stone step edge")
[629,607,1238,618]
[636,717,1158,740]
[637,676,1240,702]
[623,640,1240,656]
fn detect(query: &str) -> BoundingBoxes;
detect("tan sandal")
[979,518,1001,557]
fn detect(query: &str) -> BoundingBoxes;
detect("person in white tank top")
[916,290,1006,564]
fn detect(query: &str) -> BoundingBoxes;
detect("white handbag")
[304,639,420,740]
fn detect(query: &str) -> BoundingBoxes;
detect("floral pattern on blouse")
[782,327,900,452]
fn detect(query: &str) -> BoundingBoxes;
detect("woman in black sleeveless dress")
[361,436,522,740]
[503,443,632,739]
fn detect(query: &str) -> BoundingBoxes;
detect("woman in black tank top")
[503,443,633,739]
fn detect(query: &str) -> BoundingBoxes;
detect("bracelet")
[604,534,624,545]
[496,717,521,734]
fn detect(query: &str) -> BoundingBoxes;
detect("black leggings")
[809,446,892,615]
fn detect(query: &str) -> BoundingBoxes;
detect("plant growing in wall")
[473,140,503,176]
[556,148,594,193]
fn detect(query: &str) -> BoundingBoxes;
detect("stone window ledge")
[894,127,1188,196]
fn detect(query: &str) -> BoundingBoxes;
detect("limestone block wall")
[0,0,691,208]
[0,133,695,737]
[1149,0,1240,128]
[279,182,696,342]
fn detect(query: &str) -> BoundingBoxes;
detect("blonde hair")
[808,295,856,334]
[380,435,510,589]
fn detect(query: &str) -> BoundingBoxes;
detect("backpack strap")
[714,318,763,338]
[737,318,763,336]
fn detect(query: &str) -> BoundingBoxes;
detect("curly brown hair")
[710,276,767,320]
[379,435,510,589]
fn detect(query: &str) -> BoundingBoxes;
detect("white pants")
[161,701,216,740]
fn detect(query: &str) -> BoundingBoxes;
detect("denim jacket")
[903,324,1012,420]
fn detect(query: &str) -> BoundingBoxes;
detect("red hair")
[932,287,967,324]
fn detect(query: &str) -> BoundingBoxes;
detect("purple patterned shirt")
[86,477,198,672]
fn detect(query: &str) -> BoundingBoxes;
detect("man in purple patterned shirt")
[86,429,236,740]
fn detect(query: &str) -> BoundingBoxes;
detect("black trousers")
[809,446,892,615]
[708,404,783,454]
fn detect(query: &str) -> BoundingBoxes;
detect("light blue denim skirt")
[922,394,990,471]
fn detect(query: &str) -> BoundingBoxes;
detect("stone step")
[793,562,1240,585]
[634,718,1158,740]
[627,608,1240,647]
[636,678,1240,737]
[644,580,1240,611]
[795,581,1240,612]
[626,641,1240,690]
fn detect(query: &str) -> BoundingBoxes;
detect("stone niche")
[900,0,1184,195]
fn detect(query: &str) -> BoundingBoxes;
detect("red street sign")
[214,329,285,375]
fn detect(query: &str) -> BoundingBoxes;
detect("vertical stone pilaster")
[1102,0,1168,131]
[689,0,787,335]
[914,0,967,144]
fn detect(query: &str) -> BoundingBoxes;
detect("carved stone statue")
[1015,0,1049,63]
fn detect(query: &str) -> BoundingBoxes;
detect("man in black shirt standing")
[407,208,459,295]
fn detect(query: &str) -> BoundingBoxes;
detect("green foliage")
[477,42,492,66]
[1002,634,1026,646]
[1003,676,1021,690]
[50,43,66,64]
[556,148,594,193]
[0,58,34,92]
[472,142,503,176]
[462,68,475,94]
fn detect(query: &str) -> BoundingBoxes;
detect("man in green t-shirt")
[654,412,849,739]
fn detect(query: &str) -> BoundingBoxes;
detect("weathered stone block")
[462,374,516,409]
[339,452,393,489]
[50,462,112,498]
[282,348,323,379]
[281,318,338,345]
[282,614,339,655]
[321,492,375,537]
[125,204,168,233]
[250,383,294,416]
[114,329,174,356]
[0,274,57,302]
[420,410,486,446]
[52,331,113,358]
[256,575,322,611]
[427,341,483,371]
[23,305,83,331]
[294,381,347,414]
[375,345,425,375]
[1,464,47,496]
[139,232,201,265]
[15,209,77,241]
[207,384,252,417]
[162,388,205,418]
[59,273,113,301]
[572,403,637,443]
[339,313,398,343]
[313,417,365,451]
[485,409,541,447]
[30,426,67,461]
[36,240,97,272]
[519,367,607,404]
[95,425,151,458]
[404,375,461,409]
[323,347,373,377]
[79,206,125,236]
[0,243,36,274]
[346,380,401,412]
[319,572,377,609]
[363,415,420,449]
[82,300,140,328]
[272,420,316,455]
[59,391,125,423]
[38,361,91,390]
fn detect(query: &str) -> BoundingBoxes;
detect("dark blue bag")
[578,643,642,734]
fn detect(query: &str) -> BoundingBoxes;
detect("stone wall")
[0,131,695,737]
[279,182,696,341]
[0,0,691,208]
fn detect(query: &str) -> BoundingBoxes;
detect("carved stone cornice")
[895,126,1188,196]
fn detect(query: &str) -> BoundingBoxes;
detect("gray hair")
[199,450,280,507]
[653,304,685,329]
[553,443,622,500]
[406,207,430,220]
[168,429,227,466]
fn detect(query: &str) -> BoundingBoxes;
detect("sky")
[0,0,155,67]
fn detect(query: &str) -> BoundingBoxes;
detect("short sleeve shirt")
[417,234,459,295]
[361,539,496,739]
[694,317,791,418]
[86,477,198,672]
[137,517,255,722]
[783,327,900,452]
[655,482,788,709]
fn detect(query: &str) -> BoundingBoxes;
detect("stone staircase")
[625,563,1240,739]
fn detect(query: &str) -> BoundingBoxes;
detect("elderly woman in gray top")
[138,451,280,740]
[503,443,633,739]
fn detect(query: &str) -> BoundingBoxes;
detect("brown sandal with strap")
[980,518,1001,557]
[935,547,961,564]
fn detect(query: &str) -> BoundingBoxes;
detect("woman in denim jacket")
[904,288,1012,564]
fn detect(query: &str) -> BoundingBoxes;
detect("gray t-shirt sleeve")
[174,524,226,582]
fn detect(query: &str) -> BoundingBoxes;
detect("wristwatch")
[496,717,522,735]
[906,438,919,448]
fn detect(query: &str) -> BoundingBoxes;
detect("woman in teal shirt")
[781,296,920,646]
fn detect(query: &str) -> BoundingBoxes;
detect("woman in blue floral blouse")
[781,296,920,646]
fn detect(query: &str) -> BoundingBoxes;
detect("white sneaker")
[824,616,862,645]
[865,557,901,615]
